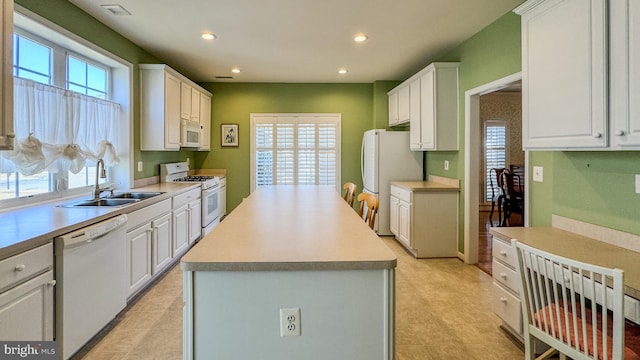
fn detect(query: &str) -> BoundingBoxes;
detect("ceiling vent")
[100,4,132,16]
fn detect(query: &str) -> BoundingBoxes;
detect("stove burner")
[173,176,216,182]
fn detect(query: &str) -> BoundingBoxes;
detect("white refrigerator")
[361,129,423,235]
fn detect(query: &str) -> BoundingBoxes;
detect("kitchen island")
[181,186,397,360]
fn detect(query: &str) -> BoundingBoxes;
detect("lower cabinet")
[490,233,523,337]
[188,198,201,244]
[126,198,172,298]
[0,243,54,340]
[172,188,201,256]
[389,184,458,258]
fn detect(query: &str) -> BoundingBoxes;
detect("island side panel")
[186,268,394,360]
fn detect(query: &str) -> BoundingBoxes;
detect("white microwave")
[181,120,201,148]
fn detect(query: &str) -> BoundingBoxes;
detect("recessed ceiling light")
[100,4,131,16]
[201,33,217,40]
[231,68,241,74]
[338,69,348,75]
[354,34,368,42]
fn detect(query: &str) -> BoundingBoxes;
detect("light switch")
[137,161,143,172]
[533,166,543,182]
[444,160,449,171]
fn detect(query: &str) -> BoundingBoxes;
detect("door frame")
[463,72,525,264]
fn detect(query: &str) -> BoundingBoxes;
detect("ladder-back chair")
[343,182,357,208]
[357,193,378,230]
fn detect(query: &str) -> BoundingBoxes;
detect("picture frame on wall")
[221,124,239,147]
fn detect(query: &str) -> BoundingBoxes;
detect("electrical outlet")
[636,175,640,194]
[444,160,449,171]
[137,161,143,172]
[280,308,301,337]
[533,166,543,182]
[186,158,190,165]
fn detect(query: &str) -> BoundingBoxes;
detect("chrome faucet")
[94,159,112,199]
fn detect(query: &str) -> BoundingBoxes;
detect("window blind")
[484,121,507,202]
[252,115,340,192]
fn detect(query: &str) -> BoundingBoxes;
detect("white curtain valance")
[1,77,121,176]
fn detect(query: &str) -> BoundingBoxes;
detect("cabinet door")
[518,0,607,149]
[388,91,399,126]
[397,85,411,123]
[188,199,202,244]
[164,72,182,149]
[389,195,399,237]
[190,88,200,122]
[409,78,422,150]
[398,200,411,248]
[0,0,13,151]
[173,204,189,256]
[151,213,172,274]
[126,224,152,296]
[611,0,640,147]
[199,93,211,151]
[0,270,54,341]
[181,82,192,120]
[419,69,436,150]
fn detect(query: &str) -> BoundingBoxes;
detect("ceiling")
[68,0,524,83]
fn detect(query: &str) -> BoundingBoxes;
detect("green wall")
[16,0,197,180]
[430,12,523,250]
[194,83,373,211]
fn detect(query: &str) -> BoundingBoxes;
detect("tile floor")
[75,236,524,360]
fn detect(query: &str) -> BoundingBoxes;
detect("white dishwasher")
[55,214,128,360]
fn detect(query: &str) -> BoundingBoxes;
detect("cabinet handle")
[499,250,507,257]
[500,297,508,304]
[48,280,57,287]
[500,273,507,280]
[593,132,603,139]
[14,264,26,272]
[615,130,625,136]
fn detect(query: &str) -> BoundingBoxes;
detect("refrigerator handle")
[361,134,366,185]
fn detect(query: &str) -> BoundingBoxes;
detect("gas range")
[160,162,220,190]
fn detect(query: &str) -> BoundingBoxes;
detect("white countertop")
[181,186,397,271]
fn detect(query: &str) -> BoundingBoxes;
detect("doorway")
[462,72,525,270]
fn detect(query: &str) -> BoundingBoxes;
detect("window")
[0,29,115,201]
[251,114,341,192]
[484,120,508,202]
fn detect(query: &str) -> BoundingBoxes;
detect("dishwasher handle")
[56,215,127,251]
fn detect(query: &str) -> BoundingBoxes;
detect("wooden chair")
[342,182,357,207]
[488,168,508,226]
[500,171,524,226]
[357,193,378,230]
[512,239,640,360]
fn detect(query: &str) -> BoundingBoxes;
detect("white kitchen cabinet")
[490,232,523,338]
[172,187,201,256]
[181,83,201,123]
[0,0,13,151]
[610,0,640,148]
[140,65,182,150]
[198,92,212,151]
[188,198,201,244]
[126,198,172,298]
[152,213,172,274]
[126,224,152,297]
[388,84,410,126]
[410,62,459,151]
[516,0,608,149]
[389,184,458,258]
[0,243,54,341]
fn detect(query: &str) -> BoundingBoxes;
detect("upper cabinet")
[198,92,212,151]
[140,64,212,151]
[0,0,13,151]
[389,62,459,151]
[388,84,410,126]
[516,0,640,150]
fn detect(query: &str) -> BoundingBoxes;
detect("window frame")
[250,113,342,193]
[483,119,509,204]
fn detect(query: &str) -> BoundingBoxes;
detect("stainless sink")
[62,198,140,207]
[110,191,164,200]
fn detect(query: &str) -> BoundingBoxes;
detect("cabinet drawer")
[173,188,200,209]
[0,243,53,292]
[390,186,411,203]
[492,282,522,335]
[492,259,519,294]
[492,237,516,268]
